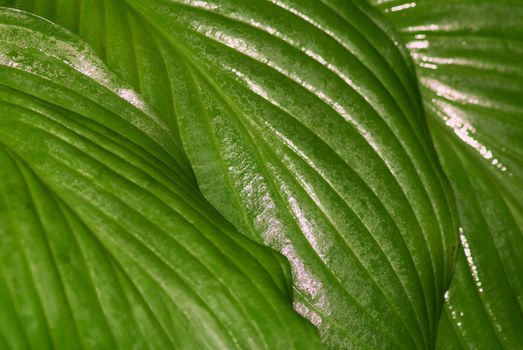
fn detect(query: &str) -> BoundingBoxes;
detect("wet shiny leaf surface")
[0,1,460,348]
[371,0,523,347]
[2,0,521,348]
[0,8,321,349]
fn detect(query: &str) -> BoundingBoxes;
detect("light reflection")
[282,243,328,326]
[444,279,465,328]
[206,28,380,155]
[70,52,108,83]
[411,53,479,69]
[288,192,322,255]
[444,290,450,301]
[68,52,160,120]
[389,2,416,12]
[0,52,20,69]
[419,62,437,70]
[459,227,484,293]
[294,301,322,327]
[424,79,483,105]
[116,88,145,110]
[204,0,406,169]
[268,0,316,27]
[424,79,509,173]
[406,24,442,32]
[406,40,429,50]
[7,25,151,113]
[225,66,271,101]
[446,294,462,327]
[0,24,170,140]
[441,103,491,160]
[185,0,218,10]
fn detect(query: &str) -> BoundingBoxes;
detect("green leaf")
[0,7,321,349]
[369,0,523,347]
[1,1,461,348]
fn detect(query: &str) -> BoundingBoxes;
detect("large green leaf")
[0,1,460,348]
[369,0,523,347]
[0,7,321,349]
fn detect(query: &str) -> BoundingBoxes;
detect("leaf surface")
[0,7,321,349]
[369,0,523,347]
[0,1,463,348]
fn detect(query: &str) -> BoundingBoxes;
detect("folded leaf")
[0,8,321,349]
[432,127,523,349]
[1,1,462,348]
[369,0,523,347]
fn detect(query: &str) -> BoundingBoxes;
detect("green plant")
[0,0,521,349]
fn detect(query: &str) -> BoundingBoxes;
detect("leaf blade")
[0,7,321,349]
[2,1,459,348]
[370,0,523,347]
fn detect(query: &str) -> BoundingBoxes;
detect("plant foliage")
[0,0,521,349]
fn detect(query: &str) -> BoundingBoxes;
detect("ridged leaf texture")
[1,0,522,349]
[370,0,523,348]
[0,0,461,348]
[0,8,320,349]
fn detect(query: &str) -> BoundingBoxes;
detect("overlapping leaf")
[369,0,523,347]
[0,8,321,349]
[0,1,461,348]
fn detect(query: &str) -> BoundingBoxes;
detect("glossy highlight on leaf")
[5,1,462,348]
[370,0,523,347]
[0,8,321,349]
[1,0,522,349]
